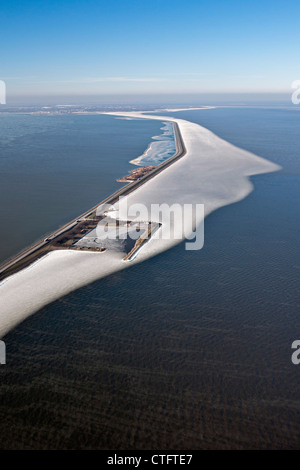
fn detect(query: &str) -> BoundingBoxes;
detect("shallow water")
[0,107,299,449]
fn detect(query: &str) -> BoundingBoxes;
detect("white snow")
[0,109,280,337]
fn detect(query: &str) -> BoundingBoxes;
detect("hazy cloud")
[56,77,167,83]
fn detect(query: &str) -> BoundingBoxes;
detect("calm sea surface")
[0,107,299,449]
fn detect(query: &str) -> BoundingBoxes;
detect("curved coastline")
[0,109,281,337]
[130,121,176,166]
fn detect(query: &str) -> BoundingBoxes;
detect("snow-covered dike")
[0,110,280,337]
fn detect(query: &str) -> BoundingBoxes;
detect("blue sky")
[1,0,300,100]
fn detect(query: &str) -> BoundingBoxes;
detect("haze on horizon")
[1,0,299,104]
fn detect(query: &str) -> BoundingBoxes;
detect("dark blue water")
[159,107,300,173]
[0,107,299,449]
[0,113,164,263]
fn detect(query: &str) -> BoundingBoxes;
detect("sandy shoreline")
[0,109,280,337]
